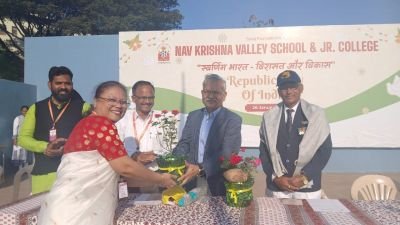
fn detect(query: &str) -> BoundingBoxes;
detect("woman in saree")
[38,81,176,225]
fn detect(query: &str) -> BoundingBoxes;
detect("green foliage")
[156,154,185,178]
[0,0,183,77]
[0,46,23,81]
[225,177,254,207]
[0,0,182,36]
[247,14,274,27]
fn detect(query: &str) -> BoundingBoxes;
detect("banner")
[120,24,400,147]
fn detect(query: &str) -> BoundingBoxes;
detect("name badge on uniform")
[49,128,57,142]
[298,121,308,136]
[118,181,128,199]
[298,127,306,136]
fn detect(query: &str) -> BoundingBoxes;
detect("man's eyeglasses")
[278,86,300,92]
[97,97,129,106]
[134,95,155,101]
[202,90,225,96]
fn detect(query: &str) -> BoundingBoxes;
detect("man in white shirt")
[117,81,166,192]
[117,81,160,166]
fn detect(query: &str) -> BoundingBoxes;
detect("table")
[115,196,400,225]
[0,193,45,225]
[1,193,399,225]
[253,198,400,225]
[115,196,246,225]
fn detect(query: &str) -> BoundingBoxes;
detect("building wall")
[24,35,119,102]
[0,79,36,174]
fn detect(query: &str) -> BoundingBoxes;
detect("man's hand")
[290,175,306,188]
[158,173,177,189]
[273,176,300,192]
[135,152,157,164]
[223,168,248,182]
[177,161,199,185]
[44,138,66,157]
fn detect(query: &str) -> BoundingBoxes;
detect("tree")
[0,0,183,80]
[0,46,23,81]
[247,15,274,27]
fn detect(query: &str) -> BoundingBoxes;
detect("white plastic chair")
[351,174,398,200]
[12,164,33,201]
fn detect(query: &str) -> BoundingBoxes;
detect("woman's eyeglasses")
[97,97,129,106]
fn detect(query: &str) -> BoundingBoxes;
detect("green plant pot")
[156,154,185,178]
[224,177,254,208]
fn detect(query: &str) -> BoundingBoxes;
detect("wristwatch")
[301,175,309,185]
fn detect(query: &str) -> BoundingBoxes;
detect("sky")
[178,0,400,29]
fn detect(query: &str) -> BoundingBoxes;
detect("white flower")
[152,110,180,155]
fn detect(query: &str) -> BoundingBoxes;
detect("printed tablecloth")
[255,198,400,225]
[2,193,399,225]
[115,197,400,225]
[352,200,400,225]
[0,194,45,225]
[114,196,256,225]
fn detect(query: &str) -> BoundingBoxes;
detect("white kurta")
[38,150,119,225]
[12,115,27,161]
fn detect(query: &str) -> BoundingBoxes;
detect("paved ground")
[1,171,399,207]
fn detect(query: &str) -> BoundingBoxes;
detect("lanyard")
[48,99,71,129]
[132,111,153,150]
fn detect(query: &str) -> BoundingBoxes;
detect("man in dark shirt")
[19,66,90,194]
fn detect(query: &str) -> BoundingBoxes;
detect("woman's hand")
[159,173,177,189]
[135,152,157,164]
[110,156,177,188]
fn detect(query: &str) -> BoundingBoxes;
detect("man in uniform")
[259,70,332,199]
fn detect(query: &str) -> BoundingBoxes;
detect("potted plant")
[220,149,261,207]
[152,109,185,178]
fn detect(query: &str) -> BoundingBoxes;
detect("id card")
[118,181,128,199]
[49,128,57,142]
